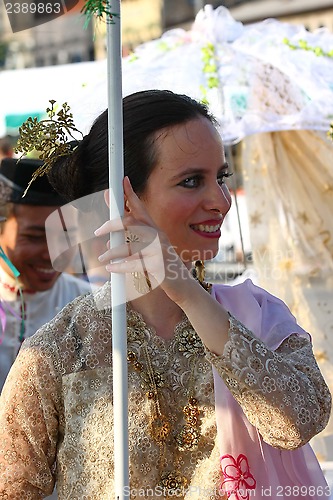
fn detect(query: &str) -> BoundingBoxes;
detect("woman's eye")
[179,176,201,188]
[179,171,233,188]
[217,171,233,186]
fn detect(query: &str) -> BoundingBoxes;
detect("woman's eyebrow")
[170,162,229,182]
[170,167,206,182]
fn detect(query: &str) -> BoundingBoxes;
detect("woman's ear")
[103,189,110,208]
[124,197,130,212]
[104,189,130,212]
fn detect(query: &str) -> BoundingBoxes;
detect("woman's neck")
[129,286,184,340]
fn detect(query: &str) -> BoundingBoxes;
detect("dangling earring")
[125,233,152,295]
[132,271,152,294]
[193,260,211,292]
[194,260,205,284]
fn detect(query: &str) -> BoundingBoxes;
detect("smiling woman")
[0,90,331,499]
[138,117,232,263]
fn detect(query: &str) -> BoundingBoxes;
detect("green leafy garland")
[283,38,333,141]
[283,37,333,58]
[81,0,119,26]
[200,42,219,105]
[127,38,220,107]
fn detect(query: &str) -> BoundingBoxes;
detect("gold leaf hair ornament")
[15,100,83,195]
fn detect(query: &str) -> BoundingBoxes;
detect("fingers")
[98,241,142,263]
[94,217,125,236]
[94,178,165,284]
[97,220,159,265]
[105,251,150,274]
[94,218,144,237]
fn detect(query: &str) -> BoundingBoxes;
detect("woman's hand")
[96,177,231,354]
[95,177,195,303]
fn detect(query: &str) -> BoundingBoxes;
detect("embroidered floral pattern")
[220,454,256,500]
[206,314,331,449]
[0,286,330,499]
[176,328,204,358]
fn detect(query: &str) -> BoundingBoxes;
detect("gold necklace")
[193,260,212,293]
[127,309,206,496]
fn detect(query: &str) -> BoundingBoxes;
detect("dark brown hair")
[48,90,216,202]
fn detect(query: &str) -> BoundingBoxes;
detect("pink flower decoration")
[220,453,256,500]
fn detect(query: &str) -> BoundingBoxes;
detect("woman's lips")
[190,222,222,238]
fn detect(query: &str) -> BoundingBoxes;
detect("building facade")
[0,3,94,69]
[0,1,332,68]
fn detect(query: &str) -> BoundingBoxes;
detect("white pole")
[106,1,129,499]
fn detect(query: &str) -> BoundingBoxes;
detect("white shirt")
[0,265,92,391]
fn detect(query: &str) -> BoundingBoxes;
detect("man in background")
[0,136,14,162]
[0,157,92,391]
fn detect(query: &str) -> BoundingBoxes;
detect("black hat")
[0,157,67,206]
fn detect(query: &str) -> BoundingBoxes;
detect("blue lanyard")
[0,245,25,344]
[0,246,20,278]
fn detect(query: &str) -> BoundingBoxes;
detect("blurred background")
[1,1,333,492]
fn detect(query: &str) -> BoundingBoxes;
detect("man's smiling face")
[0,204,71,291]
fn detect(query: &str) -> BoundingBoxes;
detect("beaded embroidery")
[127,307,206,496]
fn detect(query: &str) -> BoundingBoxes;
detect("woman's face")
[140,117,232,264]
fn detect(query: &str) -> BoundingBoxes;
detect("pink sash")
[211,281,330,499]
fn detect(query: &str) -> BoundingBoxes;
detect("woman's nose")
[205,183,232,214]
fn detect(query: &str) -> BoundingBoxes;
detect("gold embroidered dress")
[0,281,330,499]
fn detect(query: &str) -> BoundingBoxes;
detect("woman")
[0,90,331,499]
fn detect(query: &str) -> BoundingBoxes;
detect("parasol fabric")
[118,4,333,144]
